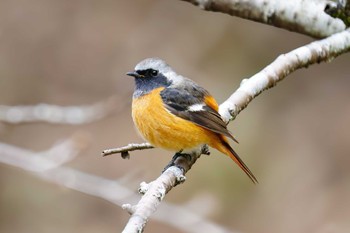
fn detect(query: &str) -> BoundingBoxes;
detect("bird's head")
[127,58,181,97]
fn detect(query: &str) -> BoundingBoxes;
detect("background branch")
[181,0,346,38]
[0,95,123,125]
[0,138,233,233]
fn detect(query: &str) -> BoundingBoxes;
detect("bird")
[126,58,257,183]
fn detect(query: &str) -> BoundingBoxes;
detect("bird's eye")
[149,69,158,76]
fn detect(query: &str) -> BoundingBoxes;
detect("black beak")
[126,71,141,78]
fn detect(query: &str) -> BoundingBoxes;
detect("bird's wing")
[160,87,238,143]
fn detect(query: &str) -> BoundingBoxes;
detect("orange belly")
[132,87,214,151]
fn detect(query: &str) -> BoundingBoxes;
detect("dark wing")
[160,87,238,143]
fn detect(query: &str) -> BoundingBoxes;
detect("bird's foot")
[162,151,192,173]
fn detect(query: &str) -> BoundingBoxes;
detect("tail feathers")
[215,138,258,184]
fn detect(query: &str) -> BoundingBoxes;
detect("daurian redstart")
[127,58,257,183]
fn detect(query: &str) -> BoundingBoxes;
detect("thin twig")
[102,142,154,157]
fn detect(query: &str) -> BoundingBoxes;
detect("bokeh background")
[1,1,350,232]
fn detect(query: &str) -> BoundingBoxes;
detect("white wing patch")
[188,103,205,112]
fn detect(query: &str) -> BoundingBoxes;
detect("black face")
[136,68,158,78]
[126,69,158,79]
[128,68,172,98]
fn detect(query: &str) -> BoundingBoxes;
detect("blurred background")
[1,0,350,232]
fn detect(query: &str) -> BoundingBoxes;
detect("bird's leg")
[161,150,191,186]
[162,145,210,183]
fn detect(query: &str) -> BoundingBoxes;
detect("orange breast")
[132,87,214,151]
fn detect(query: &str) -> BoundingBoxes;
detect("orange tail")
[212,136,258,184]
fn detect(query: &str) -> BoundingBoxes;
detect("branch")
[181,0,346,38]
[219,28,350,122]
[121,29,350,232]
[0,95,122,125]
[122,149,205,233]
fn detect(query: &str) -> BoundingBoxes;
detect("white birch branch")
[121,28,350,232]
[122,149,205,233]
[219,28,350,122]
[181,0,346,38]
